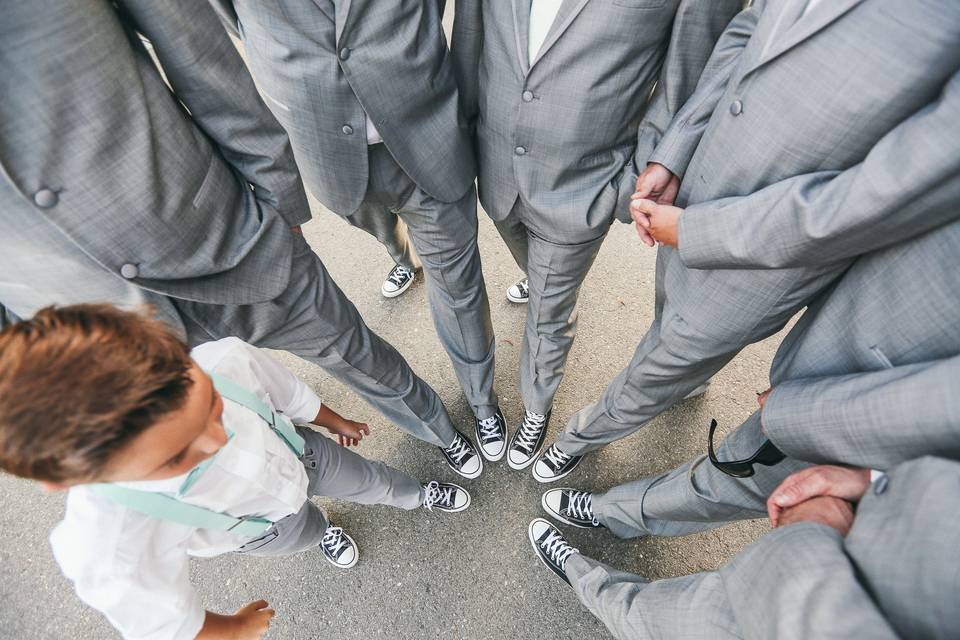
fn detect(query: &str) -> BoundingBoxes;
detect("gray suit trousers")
[345,173,421,273]
[359,144,498,420]
[177,231,458,447]
[557,246,841,455]
[565,553,739,640]
[593,412,808,538]
[236,426,423,556]
[0,202,458,448]
[495,198,609,413]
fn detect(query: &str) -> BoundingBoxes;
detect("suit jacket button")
[515,146,527,156]
[120,263,139,279]
[873,474,889,495]
[33,188,58,208]
[730,100,743,116]
[342,124,354,135]
[338,47,351,61]
[522,90,534,102]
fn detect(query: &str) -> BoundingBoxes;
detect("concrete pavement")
[0,200,787,639]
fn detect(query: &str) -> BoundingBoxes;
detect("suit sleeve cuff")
[676,202,719,267]
[761,382,818,459]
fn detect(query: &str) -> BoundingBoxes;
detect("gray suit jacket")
[759,219,960,469]
[649,0,960,270]
[211,0,476,216]
[0,0,311,305]
[721,456,960,639]
[452,0,742,232]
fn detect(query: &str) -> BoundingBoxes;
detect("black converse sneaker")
[320,525,358,569]
[439,431,484,479]
[381,264,416,298]
[528,518,578,586]
[507,409,550,470]
[542,488,604,529]
[422,480,471,513]
[533,443,583,483]
[506,277,529,304]
[475,409,508,462]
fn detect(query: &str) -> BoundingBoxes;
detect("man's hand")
[198,600,274,640]
[630,198,683,248]
[768,465,871,528]
[313,404,371,447]
[634,163,680,205]
[757,387,772,409]
[631,163,679,246]
[291,225,303,234]
[776,495,856,536]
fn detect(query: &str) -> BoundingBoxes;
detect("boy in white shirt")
[0,304,470,640]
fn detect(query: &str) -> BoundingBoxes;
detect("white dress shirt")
[50,338,322,640]
[365,112,383,145]
[528,0,564,66]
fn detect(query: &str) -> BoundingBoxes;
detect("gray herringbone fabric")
[453,0,741,411]
[0,0,311,306]
[558,0,960,455]
[454,0,743,229]
[567,457,960,640]
[0,0,461,448]
[236,427,423,557]
[217,0,499,418]
[210,0,475,217]
[591,219,960,539]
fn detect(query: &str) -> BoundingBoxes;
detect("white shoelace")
[422,480,454,511]
[477,415,502,442]
[387,265,413,287]
[515,278,529,297]
[513,411,547,454]
[444,435,473,465]
[543,444,572,469]
[539,528,578,570]
[321,526,349,558]
[565,490,599,526]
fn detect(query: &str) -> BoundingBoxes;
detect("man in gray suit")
[452,0,743,473]
[0,0,484,479]
[528,455,959,639]
[210,0,508,465]
[538,214,960,543]
[534,0,960,482]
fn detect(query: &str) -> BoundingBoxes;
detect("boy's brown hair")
[0,305,194,483]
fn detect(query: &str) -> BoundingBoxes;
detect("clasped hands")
[629,162,684,248]
[755,388,872,537]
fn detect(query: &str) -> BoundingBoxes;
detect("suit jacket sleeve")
[720,522,899,640]
[632,0,744,172]
[118,0,312,228]
[678,68,960,270]
[451,0,484,129]
[762,355,960,469]
[647,0,763,179]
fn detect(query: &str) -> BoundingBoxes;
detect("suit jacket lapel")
[529,0,590,71]
[749,0,865,73]
[512,0,533,76]
[336,0,353,45]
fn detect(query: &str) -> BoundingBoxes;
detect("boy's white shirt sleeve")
[235,341,322,423]
[51,494,205,640]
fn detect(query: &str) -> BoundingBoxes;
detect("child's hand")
[313,404,372,447]
[231,600,275,639]
[197,600,274,639]
[325,418,371,447]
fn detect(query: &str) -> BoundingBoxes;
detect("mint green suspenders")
[91,372,307,538]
